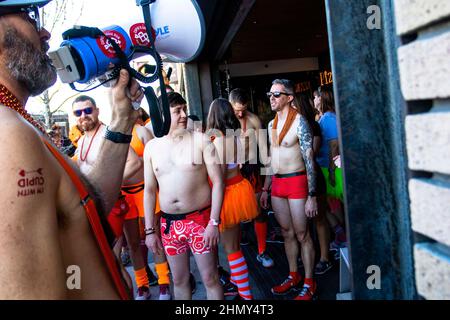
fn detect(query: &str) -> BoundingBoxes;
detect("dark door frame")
[325,0,416,299]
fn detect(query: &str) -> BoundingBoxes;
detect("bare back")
[0,109,120,299]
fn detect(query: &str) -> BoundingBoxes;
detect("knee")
[281,227,295,240]
[172,273,190,288]
[295,230,310,243]
[202,271,220,289]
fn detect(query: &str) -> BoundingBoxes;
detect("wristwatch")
[209,219,221,226]
[104,126,132,143]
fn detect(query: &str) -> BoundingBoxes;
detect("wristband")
[104,126,132,143]
[145,227,156,235]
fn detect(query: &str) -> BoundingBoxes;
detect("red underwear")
[271,171,308,200]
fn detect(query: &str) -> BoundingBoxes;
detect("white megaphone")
[49,0,205,84]
[121,0,205,63]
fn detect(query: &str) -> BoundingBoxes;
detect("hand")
[203,224,219,249]
[305,196,318,218]
[145,233,164,256]
[329,169,336,187]
[260,191,269,209]
[110,69,142,133]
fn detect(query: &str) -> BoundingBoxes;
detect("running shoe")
[159,284,171,300]
[271,275,301,295]
[257,252,275,268]
[218,266,230,286]
[314,260,333,275]
[223,282,239,297]
[120,247,131,266]
[190,273,197,295]
[294,283,317,301]
[146,266,159,286]
[135,286,151,300]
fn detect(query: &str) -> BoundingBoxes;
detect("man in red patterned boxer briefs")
[144,92,224,300]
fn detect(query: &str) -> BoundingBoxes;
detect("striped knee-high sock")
[228,251,253,300]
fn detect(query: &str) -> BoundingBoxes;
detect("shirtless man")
[0,0,143,299]
[229,88,274,268]
[260,79,319,300]
[144,92,224,300]
[73,96,157,300]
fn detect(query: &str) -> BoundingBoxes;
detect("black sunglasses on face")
[73,107,94,117]
[266,91,291,98]
[0,5,42,31]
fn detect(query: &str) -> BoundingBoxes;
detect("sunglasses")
[0,5,42,32]
[266,91,291,98]
[73,107,94,117]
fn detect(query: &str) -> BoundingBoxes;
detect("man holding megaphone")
[0,0,142,299]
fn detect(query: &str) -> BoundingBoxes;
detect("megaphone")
[49,0,205,85]
[48,0,205,137]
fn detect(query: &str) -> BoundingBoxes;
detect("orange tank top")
[130,125,145,157]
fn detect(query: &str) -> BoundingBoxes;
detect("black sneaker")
[218,266,230,286]
[120,247,131,266]
[146,266,158,286]
[314,260,333,275]
[190,273,197,295]
[223,282,239,297]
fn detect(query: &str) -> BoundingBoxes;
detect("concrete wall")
[394,0,450,300]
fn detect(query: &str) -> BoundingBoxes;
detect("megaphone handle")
[126,88,141,110]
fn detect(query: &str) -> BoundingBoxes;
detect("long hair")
[293,92,317,129]
[206,98,241,135]
[320,87,335,113]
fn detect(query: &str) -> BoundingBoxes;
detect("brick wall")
[394,0,450,300]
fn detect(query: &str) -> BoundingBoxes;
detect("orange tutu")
[220,174,259,232]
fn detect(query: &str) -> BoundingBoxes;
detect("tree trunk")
[42,90,52,129]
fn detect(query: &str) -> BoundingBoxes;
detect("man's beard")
[79,117,98,132]
[3,27,57,97]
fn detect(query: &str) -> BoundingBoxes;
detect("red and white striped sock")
[228,251,253,300]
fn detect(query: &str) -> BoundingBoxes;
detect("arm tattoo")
[297,116,317,195]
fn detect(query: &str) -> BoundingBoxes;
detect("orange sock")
[254,221,267,254]
[155,262,170,285]
[135,267,149,288]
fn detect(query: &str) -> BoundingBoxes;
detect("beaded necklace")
[79,123,102,162]
[0,84,47,136]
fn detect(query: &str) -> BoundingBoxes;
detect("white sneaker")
[159,284,172,300]
[135,286,151,300]
[257,252,275,268]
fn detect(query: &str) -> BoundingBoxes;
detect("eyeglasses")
[73,107,94,117]
[266,91,291,98]
[0,5,42,32]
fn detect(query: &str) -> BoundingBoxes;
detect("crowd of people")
[0,0,346,300]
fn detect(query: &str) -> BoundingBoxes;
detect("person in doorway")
[260,79,319,300]
[229,88,275,268]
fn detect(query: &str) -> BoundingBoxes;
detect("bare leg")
[221,224,241,255]
[288,198,315,279]
[193,251,224,300]
[272,196,297,272]
[166,252,191,300]
[314,195,330,262]
[123,219,147,271]
[113,236,133,291]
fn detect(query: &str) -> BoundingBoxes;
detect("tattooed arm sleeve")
[297,116,317,195]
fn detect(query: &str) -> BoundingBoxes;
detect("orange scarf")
[272,107,298,146]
